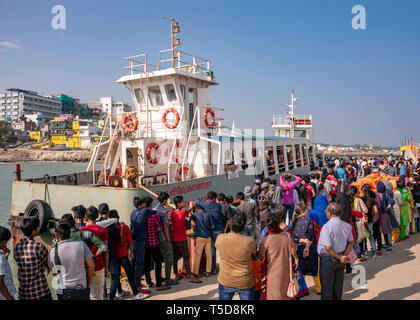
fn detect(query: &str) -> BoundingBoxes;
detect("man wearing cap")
[251,179,262,202]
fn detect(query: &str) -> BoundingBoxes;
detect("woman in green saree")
[398,178,412,240]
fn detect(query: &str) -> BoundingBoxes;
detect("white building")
[79,124,100,149]
[99,97,132,120]
[0,89,62,122]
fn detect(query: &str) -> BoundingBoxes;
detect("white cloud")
[0,41,21,52]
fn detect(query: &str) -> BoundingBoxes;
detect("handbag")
[387,211,400,229]
[285,233,299,298]
[54,243,91,300]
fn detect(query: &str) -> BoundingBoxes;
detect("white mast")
[286,90,300,138]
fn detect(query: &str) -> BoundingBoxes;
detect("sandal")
[156,283,171,291]
[189,276,202,283]
[204,272,211,277]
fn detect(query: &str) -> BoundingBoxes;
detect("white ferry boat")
[9,20,315,242]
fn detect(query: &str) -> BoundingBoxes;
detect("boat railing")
[272,115,313,126]
[125,49,211,77]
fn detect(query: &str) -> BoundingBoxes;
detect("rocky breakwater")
[0,149,101,162]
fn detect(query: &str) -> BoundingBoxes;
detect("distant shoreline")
[0,149,99,163]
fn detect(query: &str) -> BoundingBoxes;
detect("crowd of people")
[1,156,419,300]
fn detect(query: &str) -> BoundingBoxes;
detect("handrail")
[179,107,199,181]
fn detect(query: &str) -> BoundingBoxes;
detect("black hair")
[236,192,245,201]
[397,177,406,189]
[173,195,184,207]
[316,173,320,180]
[226,195,234,204]
[229,210,246,233]
[217,193,226,202]
[86,206,99,221]
[266,210,281,232]
[55,222,71,240]
[133,196,146,208]
[109,209,119,219]
[144,196,154,208]
[263,178,272,184]
[311,173,316,179]
[336,193,352,222]
[71,205,86,220]
[0,226,11,243]
[98,203,109,215]
[157,192,170,204]
[274,206,287,223]
[207,191,218,200]
[271,179,277,186]
[303,175,311,184]
[193,205,204,213]
[60,214,76,229]
[21,217,40,237]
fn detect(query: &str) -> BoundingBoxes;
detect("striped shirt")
[146,213,162,248]
[13,237,51,300]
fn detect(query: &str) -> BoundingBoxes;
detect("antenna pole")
[170,19,175,68]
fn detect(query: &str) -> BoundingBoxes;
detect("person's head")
[266,210,281,232]
[311,173,316,180]
[60,213,76,230]
[236,192,245,201]
[109,209,119,220]
[258,194,268,203]
[21,216,41,238]
[193,205,204,213]
[254,178,262,187]
[315,173,320,180]
[326,203,340,219]
[98,203,109,217]
[71,205,86,221]
[0,226,11,249]
[86,206,99,222]
[397,177,406,190]
[261,182,270,191]
[55,222,71,242]
[157,192,170,205]
[144,196,154,208]
[263,178,272,185]
[295,203,308,216]
[226,195,234,204]
[274,206,287,224]
[133,196,146,209]
[303,175,311,184]
[284,174,292,182]
[228,210,246,233]
[217,193,226,203]
[207,191,217,201]
[173,195,185,209]
[243,186,253,197]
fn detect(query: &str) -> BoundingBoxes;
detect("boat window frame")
[286,145,294,170]
[276,145,286,173]
[164,83,177,102]
[265,147,276,176]
[147,85,164,107]
[295,144,302,168]
[134,88,146,105]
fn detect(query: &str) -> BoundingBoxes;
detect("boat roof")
[207,136,306,143]
[116,67,218,85]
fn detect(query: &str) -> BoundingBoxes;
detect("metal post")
[14,163,21,181]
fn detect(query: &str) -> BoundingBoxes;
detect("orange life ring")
[162,108,180,129]
[146,143,159,164]
[203,108,215,127]
[177,166,189,181]
[122,113,138,132]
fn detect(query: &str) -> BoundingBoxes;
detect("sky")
[0,0,419,147]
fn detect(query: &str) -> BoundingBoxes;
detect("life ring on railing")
[162,108,180,129]
[122,113,138,132]
[173,141,182,163]
[146,143,159,164]
[176,166,189,182]
[203,108,215,127]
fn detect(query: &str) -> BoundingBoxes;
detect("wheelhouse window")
[295,144,302,167]
[180,84,186,101]
[276,146,286,173]
[286,145,294,170]
[148,85,163,106]
[164,84,177,102]
[134,88,146,105]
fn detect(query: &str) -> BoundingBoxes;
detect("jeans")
[319,256,345,300]
[144,246,164,287]
[108,254,120,300]
[373,221,383,251]
[243,224,258,243]
[361,222,377,256]
[117,256,138,295]
[133,240,146,288]
[218,283,254,300]
[39,294,53,301]
[210,230,222,271]
[283,203,295,226]
[159,240,174,282]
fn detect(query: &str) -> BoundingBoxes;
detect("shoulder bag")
[285,233,299,298]
[54,243,91,300]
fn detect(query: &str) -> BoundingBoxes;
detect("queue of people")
[1,157,419,300]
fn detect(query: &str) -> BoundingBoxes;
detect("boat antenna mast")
[286,89,301,138]
[161,17,181,68]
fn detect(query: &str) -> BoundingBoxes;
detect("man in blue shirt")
[130,196,154,294]
[334,163,347,194]
[188,205,215,277]
[194,191,224,274]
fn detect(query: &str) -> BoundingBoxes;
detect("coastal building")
[0,88,62,122]
[88,97,133,121]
